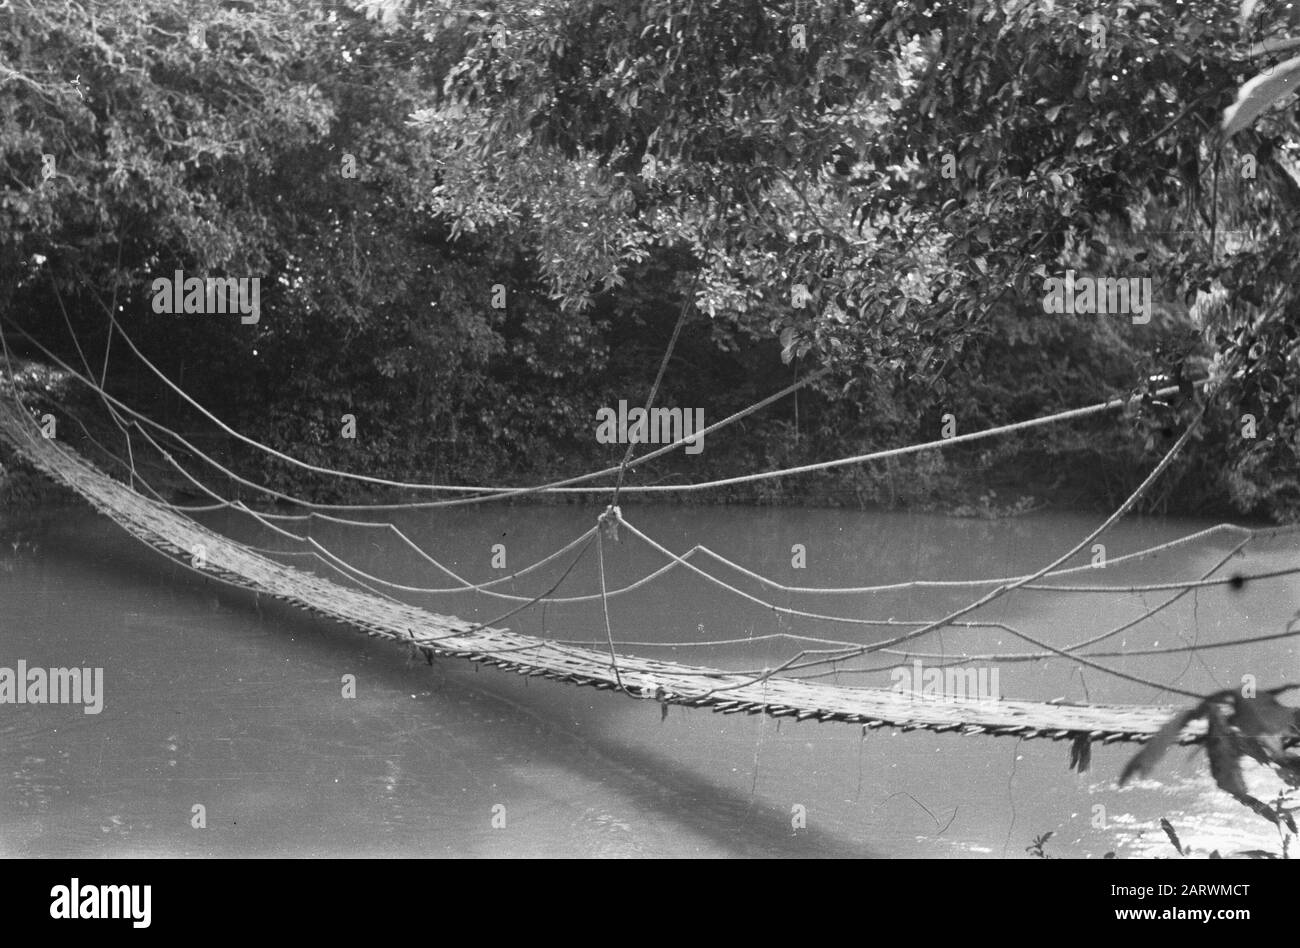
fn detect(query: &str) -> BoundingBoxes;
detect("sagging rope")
[8,307,1199,504]
[36,383,1300,689]
[13,310,1300,648]
[669,417,1214,701]
[2,310,824,509]
[19,310,1289,608]
[86,306,834,503]
[21,325,1300,608]
[23,308,1282,600]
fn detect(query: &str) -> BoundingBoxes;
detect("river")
[2,502,1297,857]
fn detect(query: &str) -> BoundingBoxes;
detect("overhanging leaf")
[1160,817,1184,856]
[1068,734,1092,773]
[1205,705,1251,798]
[1222,54,1300,139]
[1119,705,1203,786]
[1230,692,1300,740]
[1204,706,1299,832]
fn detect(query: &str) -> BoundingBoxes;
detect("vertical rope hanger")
[609,268,702,508]
[597,151,725,691]
[596,270,701,695]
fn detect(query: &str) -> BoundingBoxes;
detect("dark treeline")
[3,1,1298,518]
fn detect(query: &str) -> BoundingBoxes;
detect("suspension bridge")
[7,290,1300,757]
[0,389,1221,748]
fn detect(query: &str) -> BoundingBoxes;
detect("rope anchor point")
[598,504,621,541]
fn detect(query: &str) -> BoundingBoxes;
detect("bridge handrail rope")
[668,419,1212,701]
[26,402,1300,674]
[574,537,1257,664]
[61,371,1300,606]
[105,295,1205,496]
[8,308,1201,502]
[93,307,835,502]
[3,311,823,506]
[14,310,1299,606]
[125,414,609,600]
[47,337,1297,627]
[47,383,1300,612]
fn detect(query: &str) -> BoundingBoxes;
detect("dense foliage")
[3,0,1299,517]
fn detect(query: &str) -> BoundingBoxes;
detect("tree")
[407,0,1300,503]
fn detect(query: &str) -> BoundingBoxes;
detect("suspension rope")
[4,310,824,507]
[43,363,1259,675]
[44,386,1299,689]
[12,319,1299,617]
[92,305,830,501]
[17,302,1199,505]
[611,270,698,505]
[672,417,1210,700]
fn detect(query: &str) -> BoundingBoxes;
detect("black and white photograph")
[0,0,1298,899]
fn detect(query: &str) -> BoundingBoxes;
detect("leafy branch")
[1120,684,1300,832]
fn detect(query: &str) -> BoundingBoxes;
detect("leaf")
[1204,706,1298,832]
[1119,705,1203,786]
[1068,734,1092,773]
[1160,817,1184,856]
[1205,705,1251,798]
[1222,53,1300,139]
[1271,753,1300,788]
[1230,692,1299,741]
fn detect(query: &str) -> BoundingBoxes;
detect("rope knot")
[598,504,621,542]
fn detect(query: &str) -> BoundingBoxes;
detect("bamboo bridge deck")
[0,399,1206,747]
